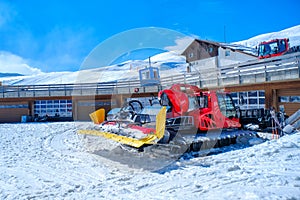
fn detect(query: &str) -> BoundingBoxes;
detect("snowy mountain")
[233,25,300,48]
[0,72,24,78]
[0,51,187,85]
[222,25,300,56]
[0,25,299,86]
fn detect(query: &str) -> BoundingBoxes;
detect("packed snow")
[0,122,299,199]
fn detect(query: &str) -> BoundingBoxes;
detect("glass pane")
[249,99,258,104]
[248,91,257,97]
[290,96,300,102]
[259,98,265,104]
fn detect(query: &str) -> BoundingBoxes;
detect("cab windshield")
[217,93,236,117]
[258,40,287,57]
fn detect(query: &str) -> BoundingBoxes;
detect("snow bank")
[0,122,299,199]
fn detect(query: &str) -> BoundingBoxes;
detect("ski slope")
[0,51,187,85]
[233,25,300,48]
[0,122,299,199]
[1,25,299,86]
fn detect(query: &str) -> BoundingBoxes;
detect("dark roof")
[184,38,257,57]
[194,38,221,47]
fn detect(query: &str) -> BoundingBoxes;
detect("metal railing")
[0,52,299,98]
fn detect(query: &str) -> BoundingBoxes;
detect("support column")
[264,84,272,109]
[264,84,278,110]
[72,97,78,121]
[28,100,34,117]
[115,94,124,107]
[272,89,278,111]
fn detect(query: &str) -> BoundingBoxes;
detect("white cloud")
[164,36,195,54]
[0,51,42,75]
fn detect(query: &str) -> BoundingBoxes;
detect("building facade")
[182,39,257,71]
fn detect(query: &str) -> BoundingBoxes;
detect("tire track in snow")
[0,122,117,199]
[40,123,110,182]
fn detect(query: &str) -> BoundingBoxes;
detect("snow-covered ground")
[1,122,299,199]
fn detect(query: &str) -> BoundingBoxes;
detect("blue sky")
[0,0,299,73]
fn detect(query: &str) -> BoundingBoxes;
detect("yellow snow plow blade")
[155,106,167,141]
[77,129,157,148]
[78,107,166,148]
[89,108,105,124]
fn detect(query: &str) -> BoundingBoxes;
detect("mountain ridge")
[1,25,299,86]
[0,72,24,78]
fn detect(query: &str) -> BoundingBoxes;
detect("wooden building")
[182,39,257,70]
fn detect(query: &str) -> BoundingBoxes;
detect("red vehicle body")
[158,84,241,131]
[258,38,290,59]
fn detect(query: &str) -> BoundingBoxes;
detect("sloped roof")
[183,38,257,57]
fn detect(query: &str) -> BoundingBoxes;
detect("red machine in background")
[258,38,300,59]
[158,84,241,131]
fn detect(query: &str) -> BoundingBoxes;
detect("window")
[188,96,199,111]
[34,99,72,117]
[225,50,230,56]
[259,98,265,104]
[279,96,300,103]
[0,104,28,109]
[198,95,208,108]
[153,69,158,79]
[189,52,194,58]
[217,93,236,117]
[249,99,258,104]
[248,91,258,97]
[230,93,238,98]
[259,91,265,96]
[230,90,265,109]
[142,71,150,80]
[279,96,289,103]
